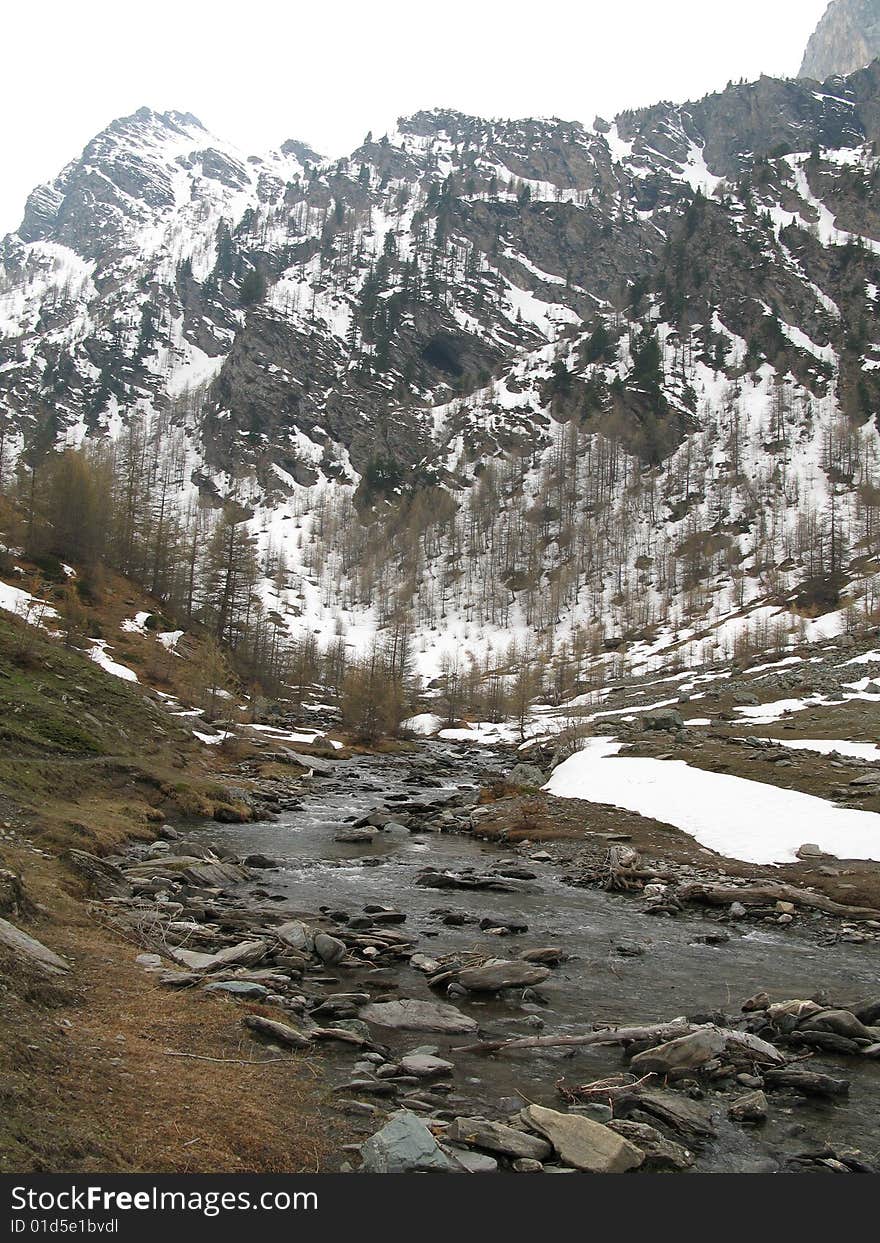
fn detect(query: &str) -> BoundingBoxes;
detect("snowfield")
[544,738,880,865]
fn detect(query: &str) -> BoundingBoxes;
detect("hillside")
[3,65,880,696]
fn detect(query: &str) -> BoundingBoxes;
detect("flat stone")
[445,1118,552,1162]
[359,999,478,1034]
[521,1104,644,1174]
[399,1054,454,1079]
[441,1145,498,1173]
[202,980,269,1000]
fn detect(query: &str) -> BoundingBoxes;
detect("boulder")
[441,1146,498,1173]
[640,708,684,733]
[445,1118,552,1162]
[629,1028,726,1075]
[359,998,478,1034]
[456,959,551,993]
[314,932,347,965]
[521,1105,644,1173]
[65,850,132,899]
[274,920,314,952]
[360,1111,461,1173]
[508,763,547,788]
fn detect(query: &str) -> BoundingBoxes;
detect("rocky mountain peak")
[800,0,880,81]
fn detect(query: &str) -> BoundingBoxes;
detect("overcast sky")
[1,0,830,235]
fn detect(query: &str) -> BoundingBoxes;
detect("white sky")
[1,0,830,235]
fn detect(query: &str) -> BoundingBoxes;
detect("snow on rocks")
[545,738,880,864]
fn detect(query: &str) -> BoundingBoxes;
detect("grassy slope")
[0,601,341,1173]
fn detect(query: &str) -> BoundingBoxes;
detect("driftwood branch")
[678,881,880,922]
[454,1021,694,1056]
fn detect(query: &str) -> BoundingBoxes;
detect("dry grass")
[0,845,344,1174]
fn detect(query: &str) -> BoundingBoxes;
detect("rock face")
[521,1105,644,1173]
[800,0,880,82]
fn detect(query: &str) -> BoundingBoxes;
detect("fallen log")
[677,881,880,923]
[454,1020,695,1056]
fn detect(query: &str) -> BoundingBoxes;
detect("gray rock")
[314,933,347,965]
[243,1014,312,1048]
[399,1054,454,1079]
[0,916,70,976]
[360,1111,461,1173]
[445,1118,552,1161]
[457,959,552,993]
[202,980,269,1000]
[359,999,478,1034]
[629,1029,726,1075]
[508,763,547,788]
[334,828,378,844]
[441,1145,498,1173]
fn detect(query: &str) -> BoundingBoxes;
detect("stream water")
[204,743,880,1172]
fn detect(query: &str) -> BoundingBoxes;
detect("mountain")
[800,0,880,81]
[3,66,880,685]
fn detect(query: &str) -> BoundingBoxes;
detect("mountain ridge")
[2,63,880,683]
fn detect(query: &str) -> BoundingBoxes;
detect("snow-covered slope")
[3,68,880,684]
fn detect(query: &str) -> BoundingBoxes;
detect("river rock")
[728,1090,768,1124]
[607,1120,694,1171]
[520,947,566,965]
[445,1118,552,1161]
[508,763,547,788]
[202,980,269,1000]
[360,1111,461,1173]
[798,1009,875,1041]
[0,916,70,976]
[399,1054,454,1079]
[170,939,268,973]
[441,1145,498,1173]
[359,999,478,1034]
[456,959,552,993]
[334,828,378,844]
[521,1105,644,1173]
[314,933,347,965]
[629,1028,726,1075]
[275,920,314,952]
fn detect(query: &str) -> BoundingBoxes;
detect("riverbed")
[203,742,880,1172]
